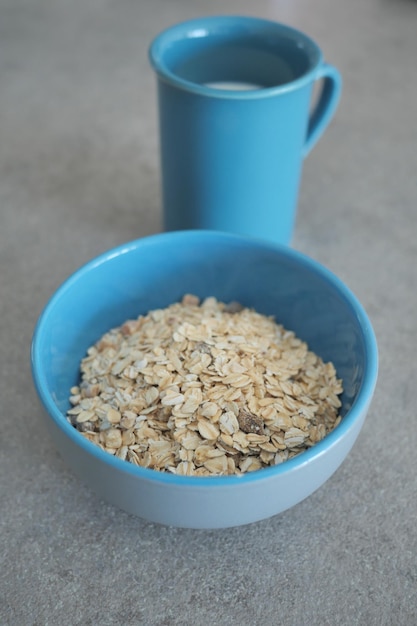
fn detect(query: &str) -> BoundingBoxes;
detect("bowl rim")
[31,230,378,487]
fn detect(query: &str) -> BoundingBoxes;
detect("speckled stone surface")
[1,0,416,624]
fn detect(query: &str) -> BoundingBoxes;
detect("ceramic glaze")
[149,16,342,245]
[31,231,378,529]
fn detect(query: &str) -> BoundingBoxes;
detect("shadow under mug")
[149,16,342,245]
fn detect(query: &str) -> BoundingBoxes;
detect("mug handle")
[303,63,342,157]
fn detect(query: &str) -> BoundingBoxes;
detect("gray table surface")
[1,0,416,624]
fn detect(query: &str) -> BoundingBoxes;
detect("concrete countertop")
[1,0,416,624]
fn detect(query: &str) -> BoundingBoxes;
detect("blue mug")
[149,16,342,245]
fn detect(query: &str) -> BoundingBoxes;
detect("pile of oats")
[67,295,343,476]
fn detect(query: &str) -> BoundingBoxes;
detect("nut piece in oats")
[237,409,265,434]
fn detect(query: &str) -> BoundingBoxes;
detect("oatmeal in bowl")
[68,294,343,476]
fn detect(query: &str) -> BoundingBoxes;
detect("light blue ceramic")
[31,231,377,529]
[149,16,342,245]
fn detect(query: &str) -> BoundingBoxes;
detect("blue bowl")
[31,231,378,528]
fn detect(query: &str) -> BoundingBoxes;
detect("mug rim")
[149,15,324,99]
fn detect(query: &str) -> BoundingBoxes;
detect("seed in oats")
[67,294,343,476]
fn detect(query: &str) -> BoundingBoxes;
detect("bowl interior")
[33,232,373,429]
